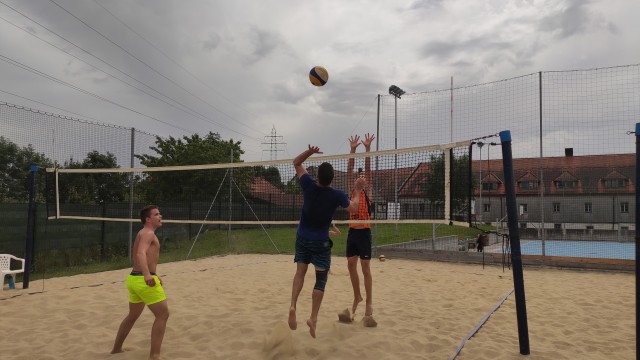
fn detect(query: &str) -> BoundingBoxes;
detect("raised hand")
[308,145,323,154]
[349,135,361,152]
[362,133,375,151]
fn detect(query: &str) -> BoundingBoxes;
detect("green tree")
[0,136,53,203]
[58,151,128,204]
[284,176,301,194]
[253,166,283,189]
[135,132,246,202]
[424,152,472,219]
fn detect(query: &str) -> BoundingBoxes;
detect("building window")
[519,203,528,215]
[586,225,594,230]
[553,203,560,212]
[419,203,425,212]
[621,226,629,231]
[520,222,527,229]
[620,202,629,213]
[518,181,538,190]
[555,180,576,189]
[483,203,491,212]
[554,223,562,230]
[604,179,627,189]
[482,182,498,191]
[584,202,592,213]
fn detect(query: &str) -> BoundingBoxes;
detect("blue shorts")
[294,234,333,270]
[346,228,372,260]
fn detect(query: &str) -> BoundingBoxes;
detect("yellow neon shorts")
[126,274,166,305]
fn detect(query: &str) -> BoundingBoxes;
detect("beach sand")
[0,254,634,359]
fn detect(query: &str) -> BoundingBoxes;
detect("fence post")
[500,130,530,355]
[634,122,640,360]
[100,202,106,261]
[23,164,38,289]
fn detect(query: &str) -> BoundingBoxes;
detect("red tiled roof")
[249,177,303,207]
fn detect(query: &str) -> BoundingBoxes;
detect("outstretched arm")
[362,133,375,187]
[346,135,360,189]
[344,177,366,213]
[293,145,322,178]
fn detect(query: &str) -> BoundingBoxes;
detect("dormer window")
[518,180,538,190]
[604,179,627,189]
[555,180,577,189]
[482,182,498,191]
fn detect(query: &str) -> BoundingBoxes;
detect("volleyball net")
[46,140,473,227]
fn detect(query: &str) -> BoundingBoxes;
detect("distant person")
[345,133,376,323]
[111,205,169,360]
[477,234,486,252]
[288,144,364,338]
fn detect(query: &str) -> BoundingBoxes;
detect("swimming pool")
[490,239,635,260]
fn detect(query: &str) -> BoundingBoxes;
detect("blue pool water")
[491,240,635,260]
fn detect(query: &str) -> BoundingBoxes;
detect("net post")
[499,130,530,355]
[468,143,474,226]
[635,122,640,360]
[23,164,38,289]
[444,148,451,223]
[128,127,135,264]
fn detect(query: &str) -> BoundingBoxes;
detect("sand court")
[0,254,634,359]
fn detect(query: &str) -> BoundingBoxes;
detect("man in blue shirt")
[288,144,364,338]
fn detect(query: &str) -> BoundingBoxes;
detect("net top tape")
[47,140,472,174]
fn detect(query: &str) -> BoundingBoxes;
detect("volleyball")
[309,66,329,86]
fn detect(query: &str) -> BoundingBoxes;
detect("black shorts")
[346,228,372,260]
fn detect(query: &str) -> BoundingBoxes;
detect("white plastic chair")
[0,254,25,290]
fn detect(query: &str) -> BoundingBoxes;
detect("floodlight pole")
[389,85,405,241]
[634,122,640,360]
[477,141,484,224]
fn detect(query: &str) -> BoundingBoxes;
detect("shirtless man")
[111,205,169,360]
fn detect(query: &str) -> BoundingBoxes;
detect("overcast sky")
[1,0,639,162]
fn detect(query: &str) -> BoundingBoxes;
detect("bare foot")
[362,315,378,328]
[306,319,317,338]
[288,307,297,330]
[352,296,363,315]
[148,355,162,360]
[338,308,352,323]
[365,303,373,317]
[111,347,131,354]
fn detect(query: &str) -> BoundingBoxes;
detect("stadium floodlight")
[388,85,405,99]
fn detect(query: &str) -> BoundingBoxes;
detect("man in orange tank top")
[345,133,376,325]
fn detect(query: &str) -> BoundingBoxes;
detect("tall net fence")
[2,64,639,275]
[0,102,158,267]
[378,65,640,263]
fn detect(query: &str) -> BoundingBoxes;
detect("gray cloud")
[1,0,637,162]
[538,0,594,38]
[407,0,445,11]
[203,33,221,52]
[244,27,284,64]
[421,38,513,61]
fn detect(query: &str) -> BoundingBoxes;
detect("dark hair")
[317,162,334,186]
[140,205,159,224]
